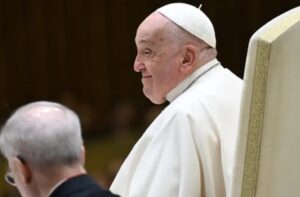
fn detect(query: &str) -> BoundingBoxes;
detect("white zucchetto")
[157,3,216,48]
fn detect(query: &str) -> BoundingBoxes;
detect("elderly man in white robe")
[110,3,243,197]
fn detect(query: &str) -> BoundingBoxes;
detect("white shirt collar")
[166,58,219,102]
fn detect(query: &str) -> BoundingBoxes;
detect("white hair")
[0,101,83,169]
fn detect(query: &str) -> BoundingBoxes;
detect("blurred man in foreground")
[0,101,118,197]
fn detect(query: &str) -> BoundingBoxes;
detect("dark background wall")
[0,0,299,128]
[0,0,299,195]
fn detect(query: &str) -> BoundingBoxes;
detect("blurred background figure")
[0,101,118,197]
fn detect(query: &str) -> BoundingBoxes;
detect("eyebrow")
[136,39,156,47]
[136,38,148,43]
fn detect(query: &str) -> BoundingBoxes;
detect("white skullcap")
[156,3,216,48]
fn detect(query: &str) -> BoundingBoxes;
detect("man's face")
[134,13,183,104]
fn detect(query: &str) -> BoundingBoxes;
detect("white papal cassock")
[110,59,243,197]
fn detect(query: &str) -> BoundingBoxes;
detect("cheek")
[16,182,32,197]
[153,67,179,93]
[161,61,179,80]
[149,55,180,84]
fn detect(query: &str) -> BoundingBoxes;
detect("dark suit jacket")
[49,174,119,197]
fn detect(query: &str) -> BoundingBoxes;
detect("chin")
[143,89,166,105]
[147,96,166,105]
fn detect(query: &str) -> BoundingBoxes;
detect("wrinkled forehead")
[135,12,172,45]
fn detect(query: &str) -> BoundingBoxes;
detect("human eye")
[142,48,152,57]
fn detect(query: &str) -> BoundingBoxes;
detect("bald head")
[0,101,83,169]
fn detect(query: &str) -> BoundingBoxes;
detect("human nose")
[133,56,145,72]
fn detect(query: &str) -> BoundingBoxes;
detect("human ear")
[12,157,31,184]
[180,45,196,73]
[80,146,86,165]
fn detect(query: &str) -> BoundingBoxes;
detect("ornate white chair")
[230,6,300,197]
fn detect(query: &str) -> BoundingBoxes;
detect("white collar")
[166,59,219,102]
